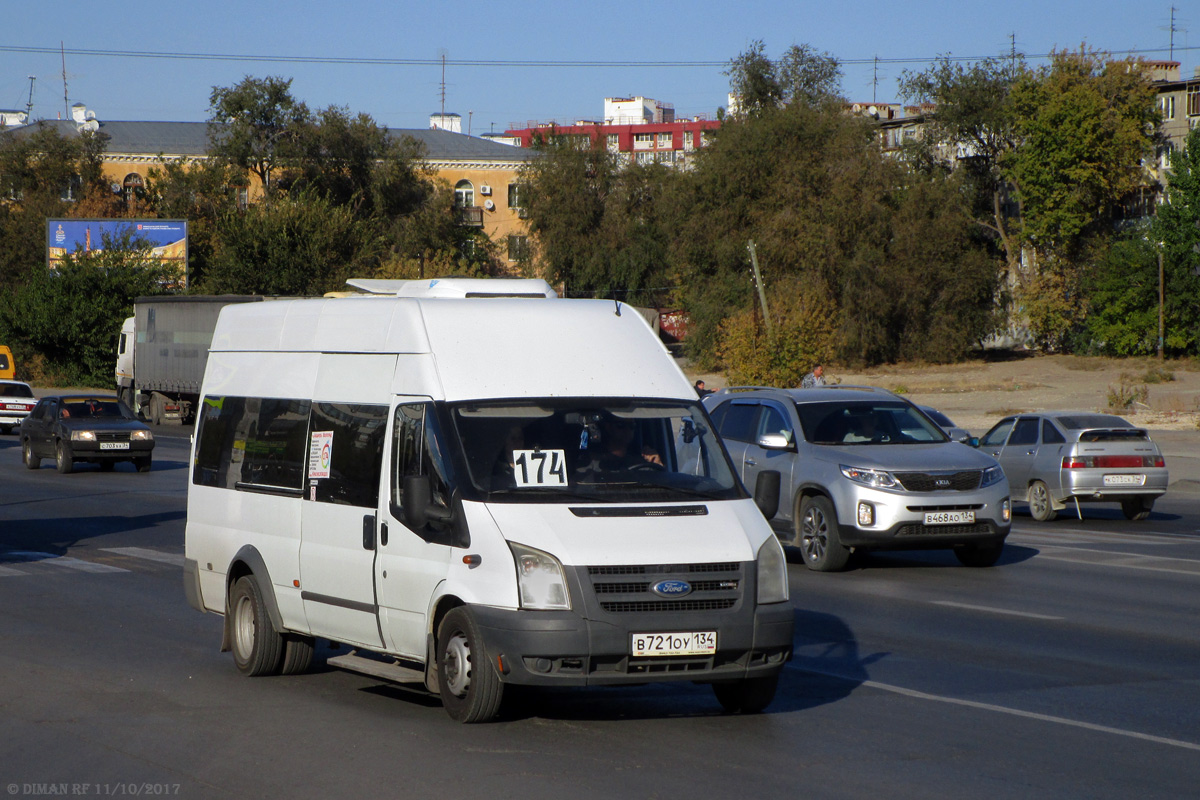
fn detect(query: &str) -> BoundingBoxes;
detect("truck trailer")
[116,296,263,424]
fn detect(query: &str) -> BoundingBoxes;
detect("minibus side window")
[391,402,454,519]
[194,395,310,491]
[308,402,388,507]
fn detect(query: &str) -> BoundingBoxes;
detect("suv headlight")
[840,465,898,489]
[509,542,571,610]
[71,430,96,442]
[756,535,789,604]
[980,465,1004,488]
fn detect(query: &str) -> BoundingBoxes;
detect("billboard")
[47,219,189,286]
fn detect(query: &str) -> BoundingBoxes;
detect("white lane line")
[1,551,129,574]
[0,564,26,577]
[929,601,1064,620]
[790,664,1200,753]
[1033,547,1200,577]
[100,547,185,567]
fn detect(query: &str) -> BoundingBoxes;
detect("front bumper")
[471,601,794,687]
[67,440,155,461]
[832,483,1010,549]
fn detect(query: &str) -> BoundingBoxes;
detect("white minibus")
[183,278,793,722]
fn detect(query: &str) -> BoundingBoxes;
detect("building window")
[633,133,654,150]
[683,131,694,150]
[122,173,144,207]
[507,235,530,262]
[1160,95,1176,121]
[454,180,474,208]
[507,183,528,218]
[606,134,619,152]
[1188,86,1200,117]
[657,132,672,148]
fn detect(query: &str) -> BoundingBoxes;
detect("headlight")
[840,464,897,489]
[131,429,154,441]
[980,465,1004,488]
[509,542,571,610]
[71,430,96,442]
[756,535,789,604]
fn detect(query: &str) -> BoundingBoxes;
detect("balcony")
[457,206,484,227]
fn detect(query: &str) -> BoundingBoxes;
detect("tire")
[229,575,284,677]
[0,425,9,435]
[1027,480,1057,522]
[712,674,780,714]
[23,438,40,470]
[437,607,504,723]
[797,495,851,572]
[55,440,74,474]
[135,455,152,473]
[955,542,1004,568]
[1121,496,1154,521]
[279,634,315,675]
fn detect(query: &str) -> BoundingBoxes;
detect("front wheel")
[712,674,779,714]
[23,439,40,470]
[1027,480,1057,522]
[437,607,504,723]
[1121,496,1154,521]
[229,575,284,677]
[135,455,152,473]
[55,440,74,474]
[796,495,850,572]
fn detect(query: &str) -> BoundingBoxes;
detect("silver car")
[703,386,1011,571]
[978,411,1168,521]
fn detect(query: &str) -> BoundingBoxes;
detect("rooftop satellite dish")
[80,119,99,132]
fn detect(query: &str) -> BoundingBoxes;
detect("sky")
[1,1,1194,134]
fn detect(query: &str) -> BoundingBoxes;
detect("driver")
[589,417,662,470]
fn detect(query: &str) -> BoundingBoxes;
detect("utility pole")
[747,240,772,339]
[61,42,69,120]
[25,75,35,118]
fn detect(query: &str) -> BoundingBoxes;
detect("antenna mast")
[26,75,35,118]
[61,42,69,120]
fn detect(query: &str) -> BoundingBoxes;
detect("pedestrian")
[694,379,713,397]
[800,364,826,389]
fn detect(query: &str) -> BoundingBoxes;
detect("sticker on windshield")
[512,449,568,487]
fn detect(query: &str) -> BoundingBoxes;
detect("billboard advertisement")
[47,219,189,286]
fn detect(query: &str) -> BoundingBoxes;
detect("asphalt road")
[1,424,1199,799]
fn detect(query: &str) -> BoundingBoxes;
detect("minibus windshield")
[449,398,744,503]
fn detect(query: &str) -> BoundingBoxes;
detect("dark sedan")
[20,394,154,473]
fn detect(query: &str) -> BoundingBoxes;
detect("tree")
[1150,125,1200,354]
[0,229,175,385]
[725,41,843,115]
[202,191,383,296]
[207,76,309,195]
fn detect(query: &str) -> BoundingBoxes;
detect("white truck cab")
[183,278,793,722]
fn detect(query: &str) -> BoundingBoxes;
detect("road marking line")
[0,551,129,574]
[1033,546,1200,576]
[929,601,1063,620]
[100,547,185,567]
[0,564,26,577]
[790,664,1200,753]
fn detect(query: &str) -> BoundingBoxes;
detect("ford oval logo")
[652,580,692,598]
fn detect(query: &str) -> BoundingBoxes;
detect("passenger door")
[996,416,1041,492]
[741,402,796,520]
[711,400,760,478]
[375,399,458,660]
[26,398,56,456]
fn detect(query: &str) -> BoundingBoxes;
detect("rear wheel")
[23,438,40,470]
[712,674,779,714]
[1121,496,1154,521]
[55,440,74,474]
[797,495,850,572]
[229,575,284,676]
[955,541,1004,567]
[437,607,504,723]
[1027,481,1057,522]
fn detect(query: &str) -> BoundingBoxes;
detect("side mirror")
[397,475,468,548]
[967,437,980,448]
[756,432,793,450]
[753,470,781,519]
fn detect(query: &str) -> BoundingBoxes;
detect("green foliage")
[1106,373,1149,411]
[1018,263,1088,352]
[1084,234,1160,355]
[0,230,175,386]
[724,41,843,114]
[716,279,837,386]
[1150,126,1200,354]
[207,75,309,193]
[202,191,384,296]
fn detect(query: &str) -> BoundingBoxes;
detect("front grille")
[895,522,994,536]
[586,562,744,615]
[894,470,981,492]
[95,432,130,443]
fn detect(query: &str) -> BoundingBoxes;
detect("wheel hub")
[443,632,472,697]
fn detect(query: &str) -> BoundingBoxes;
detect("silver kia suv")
[703,386,1011,571]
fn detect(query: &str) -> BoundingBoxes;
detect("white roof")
[209,295,692,402]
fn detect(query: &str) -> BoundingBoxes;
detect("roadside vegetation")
[2,42,1199,387]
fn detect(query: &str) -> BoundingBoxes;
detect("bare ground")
[688,353,1200,433]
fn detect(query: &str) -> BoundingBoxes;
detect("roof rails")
[344,278,558,299]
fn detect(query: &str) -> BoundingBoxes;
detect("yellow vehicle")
[0,346,14,380]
